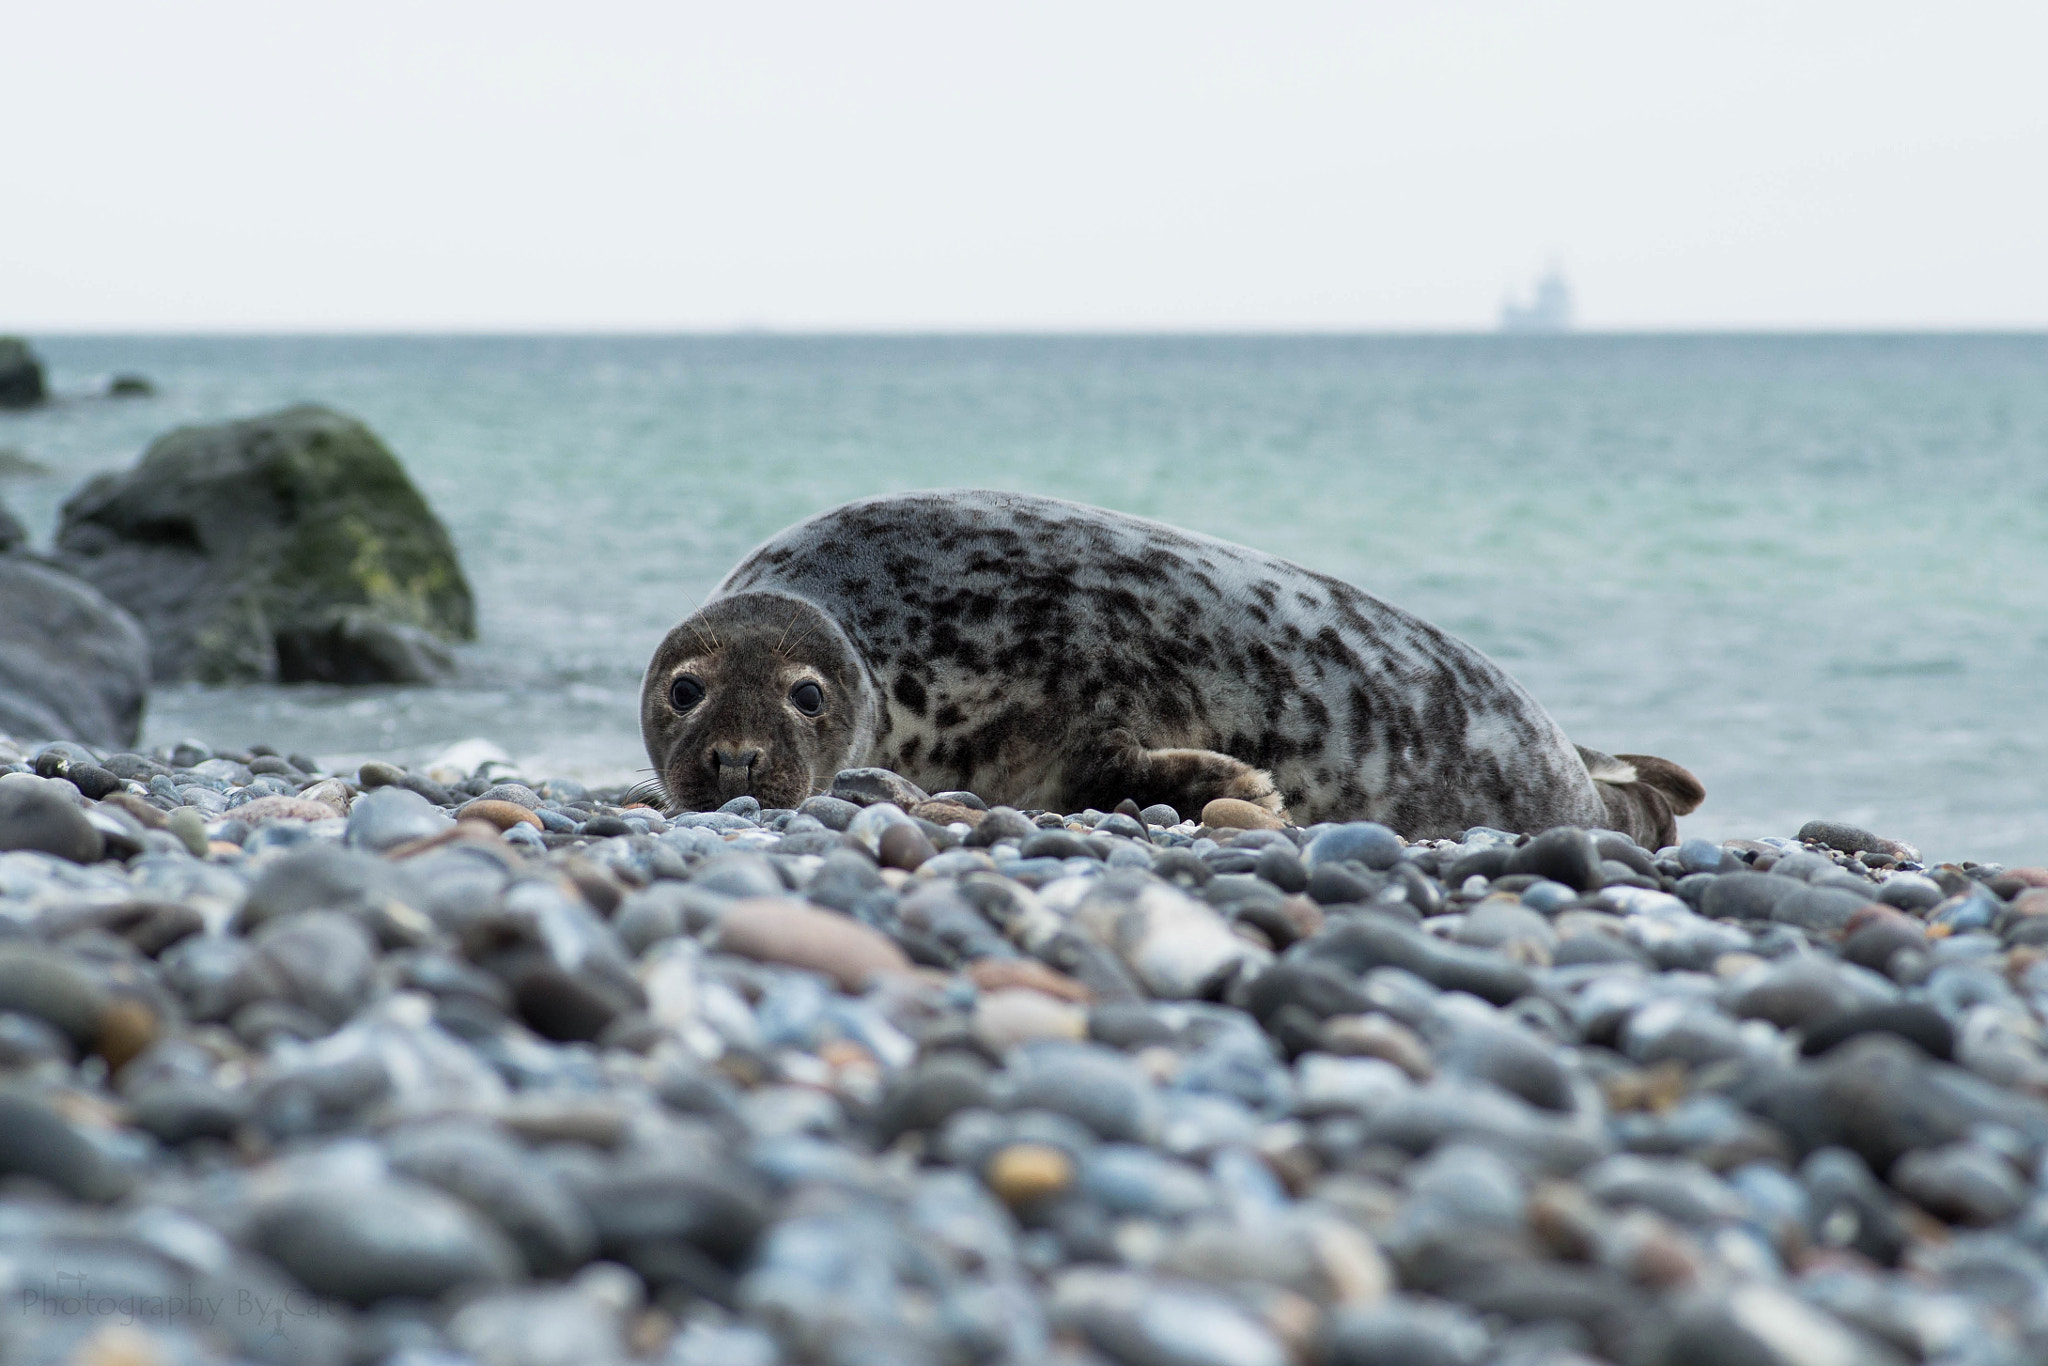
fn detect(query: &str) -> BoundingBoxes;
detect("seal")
[639,491,1704,844]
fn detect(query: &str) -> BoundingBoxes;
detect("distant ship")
[1499,267,1574,333]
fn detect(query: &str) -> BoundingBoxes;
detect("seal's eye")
[668,676,705,712]
[789,680,824,716]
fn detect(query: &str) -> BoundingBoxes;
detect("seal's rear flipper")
[1577,746,1705,850]
[1071,728,1289,823]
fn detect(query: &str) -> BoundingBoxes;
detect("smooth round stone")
[846,800,916,851]
[250,1178,522,1305]
[1009,1043,1161,1143]
[718,794,762,819]
[1504,826,1602,891]
[1201,798,1286,832]
[1434,1017,1573,1111]
[1518,879,1578,914]
[1020,828,1101,861]
[1890,1142,2026,1225]
[0,772,105,863]
[1798,1002,1953,1060]
[356,759,407,788]
[877,822,937,872]
[0,1091,138,1201]
[985,1141,1076,1207]
[1253,843,1310,893]
[254,912,378,1026]
[474,782,544,810]
[1095,812,1149,843]
[712,896,912,991]
[127,1076,250,1144]
[58,762,123,801]
[688,852,783,899]
[346,785,455,851]
[830,766,930,808]
[385,1120,597,1275]
[0,943,112,1051]
[1677,837,1727,874]
[459,798,543,830]
[796,794,860,831]
[1304,821,1404,871]
[872,1054,995,1143]
[1700,871,1801,922]
[964,806,1037,847]
[1140,803,1181,828]
[1771,885,1874,933]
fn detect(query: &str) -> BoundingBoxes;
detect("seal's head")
[639,592,876,813]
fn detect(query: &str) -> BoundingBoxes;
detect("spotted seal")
[638,490,1703,844]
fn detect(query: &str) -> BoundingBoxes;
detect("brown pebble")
[97,998,158,1071]
[877,822,936,872]
[459,798,543,830]
[1200,797,1286,831]
[713,896,913,992]
[985,1141,1074,1206]
[231,795,346,826]
[966,956,1093,1003]
[912,799,987,828]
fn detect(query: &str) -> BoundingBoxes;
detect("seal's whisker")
[783,615,824,658]
[773,604,803,657]
[621,774,673,815]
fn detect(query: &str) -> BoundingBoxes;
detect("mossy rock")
[0,337,47,409]
[55,404,475,683]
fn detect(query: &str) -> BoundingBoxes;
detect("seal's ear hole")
[789,680,824,716]
[669,676,706,712]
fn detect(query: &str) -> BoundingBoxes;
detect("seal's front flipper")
[1071,728,1289,823]
[1578,745,1706,849]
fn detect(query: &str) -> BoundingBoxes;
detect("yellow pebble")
[985,1142,1074,1206]
[1200,797,1286,831]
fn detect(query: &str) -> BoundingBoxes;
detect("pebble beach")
[3,730,2046,1366]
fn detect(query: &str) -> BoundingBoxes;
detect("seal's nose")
[711,745,764,797]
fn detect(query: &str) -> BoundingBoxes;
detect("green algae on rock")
[55,404,475,683]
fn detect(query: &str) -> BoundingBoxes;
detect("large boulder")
[0,337,47,408]
[0,553,150,748]
[55,404,475,683]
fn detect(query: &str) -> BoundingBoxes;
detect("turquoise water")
[4,334,2046,863]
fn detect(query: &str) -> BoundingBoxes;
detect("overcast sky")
[5,1,2044,331]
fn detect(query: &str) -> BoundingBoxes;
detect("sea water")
[4,334,2045,863]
